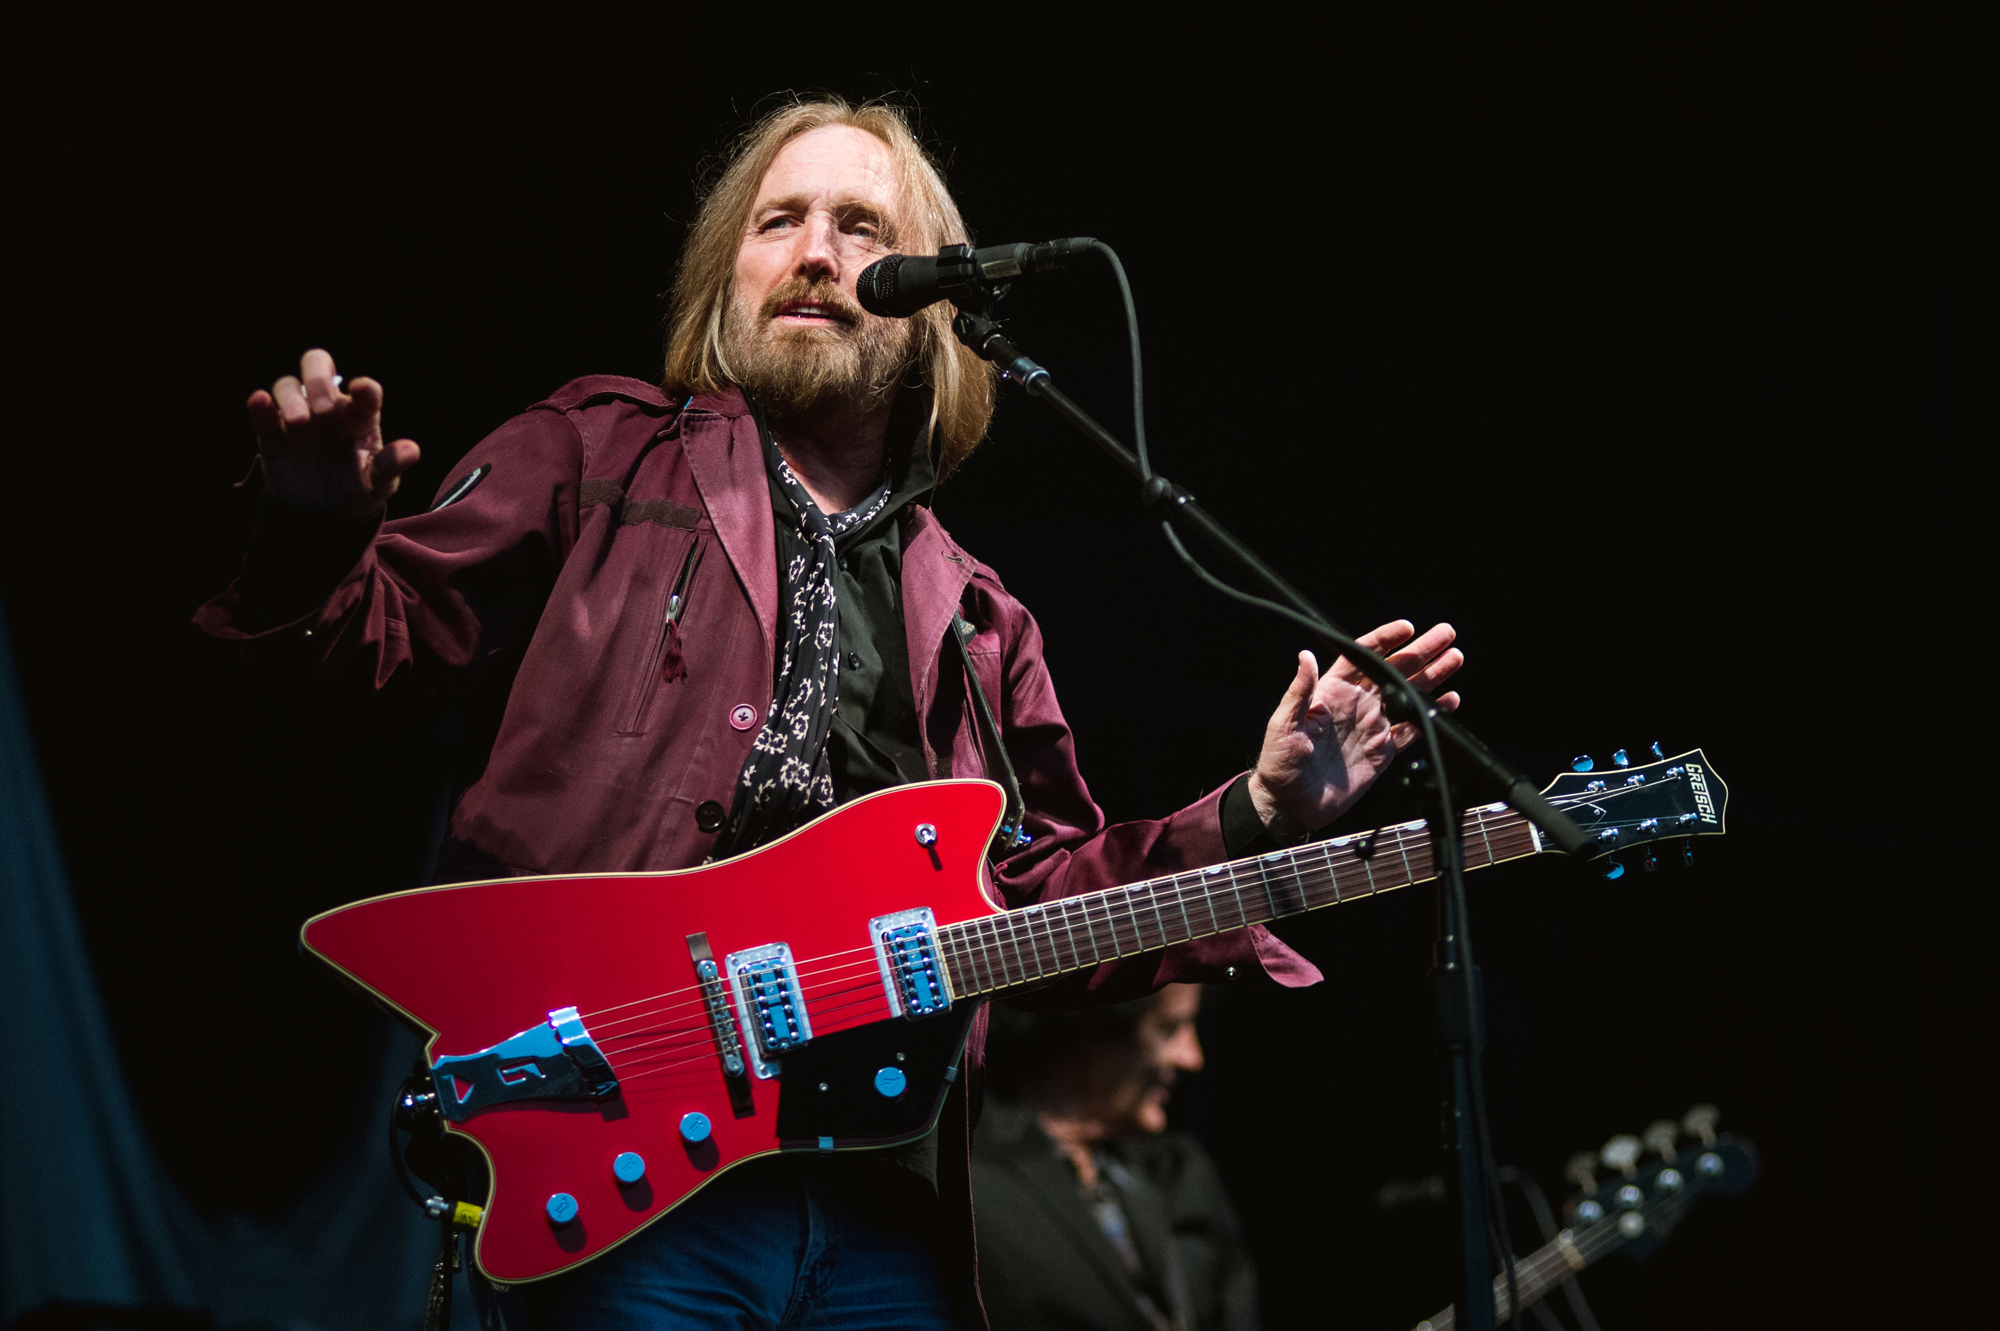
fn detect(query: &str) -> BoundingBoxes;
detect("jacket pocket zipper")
[622,537,705,733]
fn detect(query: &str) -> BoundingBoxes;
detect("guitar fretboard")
[938,801,1541,999]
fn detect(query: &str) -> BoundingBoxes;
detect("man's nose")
[792,212,842,281]
[1169,1029,1204,1072]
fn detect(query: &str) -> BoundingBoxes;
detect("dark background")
[8,22,1971,1329]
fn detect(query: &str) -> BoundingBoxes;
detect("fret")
[1394,826,1417,883]
[1252,856,1282,920]
[1122,887,1150,951]
[1008,911,1040,975]
[1146,882,1172,947]
[1318,842,1344,905]
[1073,896,1102,965]
[1224,863,1255,930]
[1170,875,1196,942]
[1282,851,1310,914]
[1470,806,1496,867]
[958,922,990,995]
[1034,904,1064,972]
[982,915,1014,988]
[1086,894,1124,959]
[1200,868,1225,934]
[1012,909,1043,979]
[1355,839,1378,895]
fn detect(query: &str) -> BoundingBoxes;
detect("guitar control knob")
[874,1066,908,1098]
[1681,1104,1721,1146]
[1600,1134,1642,1177]
[680,1112,712,1144]
[613,1152,646,1185]
[546,1192,579,1225]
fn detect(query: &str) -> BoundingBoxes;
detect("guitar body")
[303,780,1009,1283]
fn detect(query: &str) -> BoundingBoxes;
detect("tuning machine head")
[1682,1103,1721,1146]
[1600,1133,1643,1178]
[1564,1151,1599,1194]
[1643,1118,1679,1159]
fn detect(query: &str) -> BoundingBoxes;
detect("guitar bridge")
[726,942,811,1076]
[870,908,952,1017]
[429,1006,618,1123]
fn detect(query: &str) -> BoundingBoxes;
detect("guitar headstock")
[1537,746,1728,874]
[1563,1103,1758,1259]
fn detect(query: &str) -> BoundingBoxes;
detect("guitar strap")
[949,612,1027,858]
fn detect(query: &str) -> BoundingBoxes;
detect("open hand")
[1247,620,1464,838]
[247,348,420,517]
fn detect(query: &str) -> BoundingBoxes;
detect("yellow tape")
[451,1201,484,1230]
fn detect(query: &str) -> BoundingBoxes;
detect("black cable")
[1082,240,1518,1329]
[1500,1167,1604,1331]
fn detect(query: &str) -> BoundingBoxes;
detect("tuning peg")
[1649,741,1664,759]
[1572,755,1595,773]
[1642,845,1659,873]
[1612,749,1630,768]
[1643,1119,1679,1158]
[1603,859,1625,879]
[1681,1104,1720,1146]
[1600,1134,1642,1177]
[1680,838,1695,867]
[1564,1151,1599,1193]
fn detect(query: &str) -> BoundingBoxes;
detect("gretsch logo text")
[1688,764,1718,824]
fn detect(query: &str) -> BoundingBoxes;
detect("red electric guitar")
[304,747,1728,1283]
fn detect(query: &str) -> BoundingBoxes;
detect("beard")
[724,275,914,420]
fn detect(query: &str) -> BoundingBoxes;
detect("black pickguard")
[774,1005,977,1147]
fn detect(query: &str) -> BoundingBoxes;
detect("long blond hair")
[661,98,996,480]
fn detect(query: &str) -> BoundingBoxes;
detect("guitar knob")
[613,1152,646,1185]
[546,1192,579,1225]
[1600,1134,1642,1177]
[1643,1119,1679,1158]
[1612,749,1630,768]
[1571,755,1595,772]
[1681,1104,1721,1146]
[680,1111,713,1144]
[1563,1152,1599,1193]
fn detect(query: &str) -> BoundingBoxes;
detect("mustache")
[757,276,865,326]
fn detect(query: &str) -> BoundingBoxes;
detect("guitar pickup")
[870,908,953,1018]
[726,943,811,1076]
[429,1006,618,1123]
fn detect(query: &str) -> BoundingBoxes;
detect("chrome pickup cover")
[726,942,811,1077]
[870,908,952,1018]
[429,1005,618,1123]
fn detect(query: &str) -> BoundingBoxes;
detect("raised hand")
[1247,620,1464,838]
[247,348,420,517]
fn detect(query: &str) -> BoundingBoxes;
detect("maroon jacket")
[197,377,1319,1309]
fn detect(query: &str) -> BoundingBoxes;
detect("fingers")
[1281,650,1319,709]
[299,348,342,412]
[246,389,284,447]
[367,438,423,501]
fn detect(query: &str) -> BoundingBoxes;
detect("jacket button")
[695,800,725,832]
[729,703,759,731]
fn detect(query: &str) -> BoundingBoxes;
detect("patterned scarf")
[714,421,892,856]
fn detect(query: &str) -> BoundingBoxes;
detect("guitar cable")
[1080,241,1524,1329]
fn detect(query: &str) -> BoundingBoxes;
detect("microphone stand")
[949,291,1590,1330]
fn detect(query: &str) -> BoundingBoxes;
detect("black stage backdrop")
[7,24,1972,1329]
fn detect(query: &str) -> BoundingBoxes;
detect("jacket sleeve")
[193,405,585,698]
[963,578,1323,1002]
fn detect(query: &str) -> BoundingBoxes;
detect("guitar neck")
[940,801,1543,1000]
[1415,1165,1717,1330]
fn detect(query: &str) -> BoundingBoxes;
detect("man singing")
[198,97,1462,1329]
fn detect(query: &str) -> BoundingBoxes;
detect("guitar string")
[579,807,1550,1023]
[526,816,1543,1056]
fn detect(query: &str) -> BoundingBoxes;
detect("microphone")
[857,238,1095,317]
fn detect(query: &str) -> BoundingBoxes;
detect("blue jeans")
[473,1158,959,1330]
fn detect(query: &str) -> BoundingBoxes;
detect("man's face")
[1092,984,1206,1138]
[725,124,913,417]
